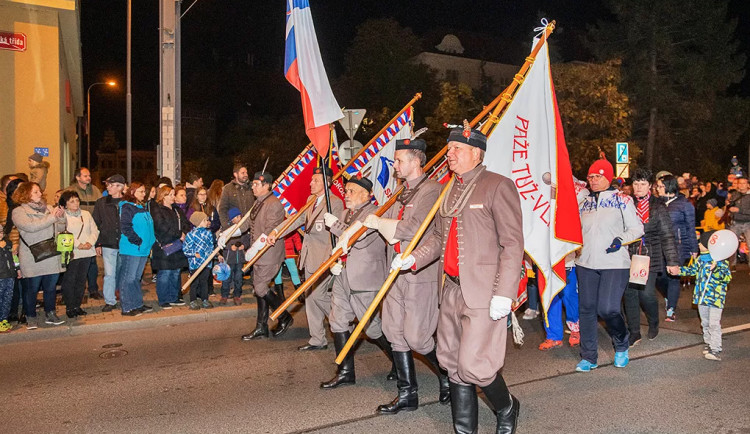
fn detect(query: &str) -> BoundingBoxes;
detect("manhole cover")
[102,343,123,349]
[99,349,128,359]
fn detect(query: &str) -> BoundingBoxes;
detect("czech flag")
[285,0,343,155]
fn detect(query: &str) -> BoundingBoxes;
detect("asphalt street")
[2,269,750,433]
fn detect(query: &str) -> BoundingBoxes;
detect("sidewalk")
[0,263,293,344]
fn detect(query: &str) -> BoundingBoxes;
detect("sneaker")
[219,297,228,306]
[522,309,539,320]
[0,320,11,332]
[614,350,629,368]
[151,275,157,283]
[702,344,710,355]
[101,304,117,312]
[169,300,186,307]
[705,351,721,361]
[538,339,563,351]
[628,333,642,348]
[45,311,65,326]
[26,316,39,330]
[665,308,676,322]
[189,300,201,310]
[139,305,154,313]
[647,327,659,340]
[202,300,214,309]
[159,303,173,310]
[568,331,580,347]
[121,309,142,317]
[575,360,598,372]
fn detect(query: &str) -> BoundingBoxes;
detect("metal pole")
[86,88,91,168]
[126,0,132,183]
[174,0,182,183]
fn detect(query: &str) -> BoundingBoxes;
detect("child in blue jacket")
[183,212,215,309]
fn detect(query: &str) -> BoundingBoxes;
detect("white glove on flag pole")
[244,234,268,262]
[284,0,343,155]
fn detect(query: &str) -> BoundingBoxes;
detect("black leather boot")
[295,283,304,304]
[264,291,294,337]
[374,335,397,380]
[241,296,269,340]
[424,349,451,404]
[377,351,418,414]
[480,374,519,434]
[450,381,478,434]
[321,331,355,389]
[274,282,285,300]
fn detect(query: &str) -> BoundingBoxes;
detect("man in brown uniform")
[397,126,524,433]
[240,171,294,340]
[267,166,344,351]
[320,176,395,388]
[363,137,450,413]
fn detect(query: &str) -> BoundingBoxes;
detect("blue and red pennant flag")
[285,0,343,155]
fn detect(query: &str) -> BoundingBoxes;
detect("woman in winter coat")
[150,186,189,308]
[575,160,644,372]
[11,182,67,329]
[655,175,698,322]
[186,186,220,232]
[118,182,156,316]
[623,168,681,346]
[59,191,100,318]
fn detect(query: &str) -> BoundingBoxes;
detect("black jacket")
[92,195,122,249]
[0,236,16,279]
[150,203,189,270]
[629,195,680,272]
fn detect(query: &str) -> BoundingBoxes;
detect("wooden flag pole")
[334,177,454,364]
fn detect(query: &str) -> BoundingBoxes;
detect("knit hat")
[189,211,208,227]
[228,207,242,221]
[699,230,716,250]
[707,198,718,208]
[29,152,43,163]
[588,160,614,183]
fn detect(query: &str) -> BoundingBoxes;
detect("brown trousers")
[328,268,382,339]
[382,275,439,354]
[437,278,508,387]
[252,263,281,297]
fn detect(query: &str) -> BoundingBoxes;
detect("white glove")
[217,227,241,249]
[363,214,380,229]
[244,234,268,262]
[323,212,339,228]
[391,254,416,272]
[330,261,343,276]
[489,296,513,321]
[333,221,363,255]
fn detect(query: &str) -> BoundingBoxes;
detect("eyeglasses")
[586,174,603,180]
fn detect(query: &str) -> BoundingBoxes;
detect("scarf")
[65,209,82,218]
[636,193,650,224]
[28,200,48,213]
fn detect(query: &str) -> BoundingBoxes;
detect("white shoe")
[522,309,539,320]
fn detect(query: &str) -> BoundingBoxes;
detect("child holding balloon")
[671,230,735,361]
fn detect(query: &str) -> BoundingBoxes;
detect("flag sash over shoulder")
[484,37,582,323]
[285,0,343,154]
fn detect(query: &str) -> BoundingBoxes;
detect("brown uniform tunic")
[411,165,524,387]
[328,202,388,339]
[279,194,344,346]
[249,192,285,297]
[381,174,441,354]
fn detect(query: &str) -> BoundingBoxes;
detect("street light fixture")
[86,80,117,169]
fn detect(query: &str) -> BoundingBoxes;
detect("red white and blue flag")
[285,0,343,155]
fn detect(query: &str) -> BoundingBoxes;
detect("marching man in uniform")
[267,166,344,351]
[395,124,524,433]
[320,176,396,389]
[237,171,294,340]
[363,133,451,413]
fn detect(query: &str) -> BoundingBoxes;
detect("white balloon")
[707,229,739,261]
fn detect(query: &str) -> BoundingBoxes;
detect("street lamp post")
[86,80,116,169]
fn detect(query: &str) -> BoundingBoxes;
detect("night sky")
[81,0,750,156]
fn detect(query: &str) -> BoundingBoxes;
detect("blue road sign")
[33,147,49,157]
[616,142,628,164]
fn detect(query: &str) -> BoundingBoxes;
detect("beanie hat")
[29,153,43,163]
[588,159,614,183]
[707,198,718,208]
[189,211,208,227]
[699,230,716,250]
[228,207,242,221]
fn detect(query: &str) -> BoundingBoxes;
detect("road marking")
[723,322,750,334]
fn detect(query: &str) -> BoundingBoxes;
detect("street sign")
[338,109,366,140]
[34,147,49,157]
[616,163,629,179]
[616,142,629,164]
[0,31,26,52]
[339,139,363,164]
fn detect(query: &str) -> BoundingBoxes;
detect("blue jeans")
[221,263,244,298]
[656,269,681,311]
[576,266,629,364]
[544,267,580,341]
[21,273,59,318]
[118,255,148,313]
[101,247,121,306]
[526,278,539,311]
[156,268,182,304]
[274,258,301,285]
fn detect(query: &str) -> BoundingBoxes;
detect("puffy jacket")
[150,203,189,270]
[629,195,679,272]
[663,194,698,263]
[0,236,16,279]
[92,195,122,249]
[576,188,644,270]
[119,201,155,257]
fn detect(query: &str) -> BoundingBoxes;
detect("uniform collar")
[456,164,484,184]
